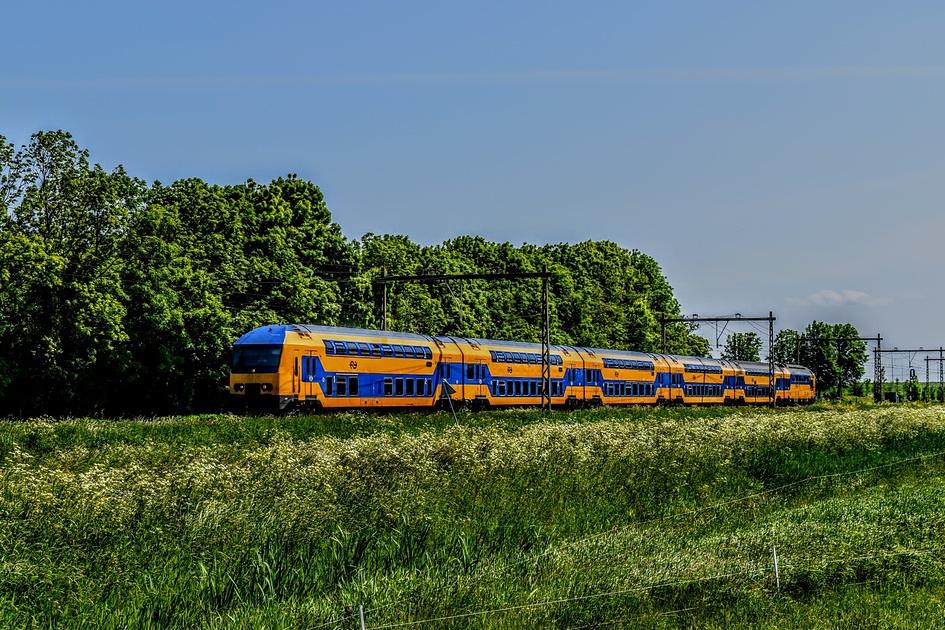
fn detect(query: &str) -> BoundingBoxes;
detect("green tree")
[769,329,801,365]
[0,131,144,414]
[721,332,763,361]
[0,130,713,414]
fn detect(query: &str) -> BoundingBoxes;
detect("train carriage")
[229,324,817,410]
[590,348,660,405]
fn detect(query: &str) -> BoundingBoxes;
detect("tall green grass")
[1,404,944,628]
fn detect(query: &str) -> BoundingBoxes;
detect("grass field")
[2,403,945,628]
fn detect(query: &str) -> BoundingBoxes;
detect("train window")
[348,377,358,396]
[395,378,404,396]
[336,377,347,396]
[406,378,415,396]
[426,379,432,396]
[511,381,518,396]
[498,381,506,396]
[381,344,393,356]
[383,378,393,396]
[426,348,434,360]
[467,364,475,380]
[530,381,536,396]
[324,341,336,355]
[325,376,334,396]
[392,345,403,357]
[371,343,381,357]
[357,343,370,355]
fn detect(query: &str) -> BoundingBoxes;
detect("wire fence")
[308,446,945,628]
[357,546,943,629]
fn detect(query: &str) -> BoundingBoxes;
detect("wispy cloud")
[788,289,889,307]
[4,65,945,90]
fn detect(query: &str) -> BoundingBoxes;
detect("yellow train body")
[229,325,817,410]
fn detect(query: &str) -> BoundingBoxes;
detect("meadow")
[1,403,945,628]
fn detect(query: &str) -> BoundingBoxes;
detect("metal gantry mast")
[874,346,945,402]
[799,335,882,401]
[374,267,554,412]
[660,312,777,407]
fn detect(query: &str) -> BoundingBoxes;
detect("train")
[229,324,816,410]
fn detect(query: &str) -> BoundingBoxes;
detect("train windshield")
[231,345,282,373]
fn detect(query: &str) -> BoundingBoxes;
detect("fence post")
[772,546,780,592]
[359,604,366,630]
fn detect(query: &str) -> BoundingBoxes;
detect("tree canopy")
[0,131,710,415]
[721,332,763,362]
[769,322,869,397]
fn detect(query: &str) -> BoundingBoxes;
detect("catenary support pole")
[541,264,551,413]
[359,604,366,630]
[380,269,387,331]
[769,312,776,407]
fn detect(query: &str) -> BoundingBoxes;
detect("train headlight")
[261,383,273,392]
[234,383,245,392]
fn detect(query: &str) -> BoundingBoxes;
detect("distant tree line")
[0,131,710,415]
[721,325,870,398]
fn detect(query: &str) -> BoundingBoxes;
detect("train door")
[301,352,317,401]
[464,360,480,401]
[290,349,301,396]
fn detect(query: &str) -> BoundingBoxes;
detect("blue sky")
[3,1,944,372]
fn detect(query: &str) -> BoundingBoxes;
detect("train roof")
[234,326,815,374]
[235,324,433,345]
[583,347,658,361]
[457,336,551,351]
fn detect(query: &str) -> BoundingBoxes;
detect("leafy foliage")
[721,331,763,361]
[769,322,869,397]
[0,131,706,414]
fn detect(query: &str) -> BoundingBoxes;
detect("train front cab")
[229,325,293,410]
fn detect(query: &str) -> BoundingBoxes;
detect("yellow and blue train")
[229,324,816,410]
